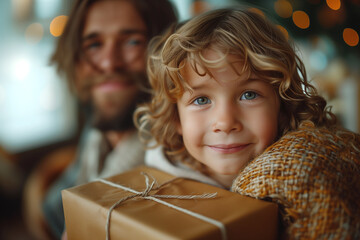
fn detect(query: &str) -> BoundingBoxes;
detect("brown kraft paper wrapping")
[62,166,278,240]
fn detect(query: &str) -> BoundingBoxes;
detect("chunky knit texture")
[231,121,360,239]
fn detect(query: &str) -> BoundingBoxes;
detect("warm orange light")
[25,23,44,43]
[249,8,265,17]
[191,1,210,16]
[326,0,341,10]
[276,25,289,40]
[292,11,310,29]
[274,0,293,18]
[343,28,359,46]
[50,15,68,37]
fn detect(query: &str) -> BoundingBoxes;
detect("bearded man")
[24,0,178,239]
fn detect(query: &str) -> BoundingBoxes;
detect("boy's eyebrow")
[190,77,263,89]
[189,84,207,91]
[234,78,269,89]
[187,78,212,91]
[242,77,262,83]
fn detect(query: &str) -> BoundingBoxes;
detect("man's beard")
[91,98,138,132]
[81,70,149,132]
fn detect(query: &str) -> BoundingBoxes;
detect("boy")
[135,7,360,238]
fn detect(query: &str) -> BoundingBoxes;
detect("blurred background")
[0,0,358,239]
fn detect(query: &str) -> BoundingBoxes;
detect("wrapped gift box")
[62,166,278,240]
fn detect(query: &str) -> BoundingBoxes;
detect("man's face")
[76,0,147,131]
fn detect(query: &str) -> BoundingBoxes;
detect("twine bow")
[97,172,227,240]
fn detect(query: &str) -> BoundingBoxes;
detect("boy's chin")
[208,166,239,177]
[209,171,238,188]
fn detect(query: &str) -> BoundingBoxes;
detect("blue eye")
[126,39,142,46]
[241,91,258,100]
[86,41,101,49]
[194,97,211,105]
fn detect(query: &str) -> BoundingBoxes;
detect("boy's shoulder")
[232,120,360,239]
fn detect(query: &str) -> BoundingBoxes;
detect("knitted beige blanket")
[232,121,360,239]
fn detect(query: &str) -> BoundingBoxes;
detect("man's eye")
[241,91,258,100]
[126,39,142,46]
[194,97,211,105]
[84,41,101,50]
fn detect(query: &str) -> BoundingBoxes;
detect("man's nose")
[212,104,242,134]
[97,42,124,73]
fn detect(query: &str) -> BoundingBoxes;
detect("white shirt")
[77,129,145,184]
[145,146,224,188]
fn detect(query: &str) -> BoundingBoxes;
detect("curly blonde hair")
[135,7,336,165]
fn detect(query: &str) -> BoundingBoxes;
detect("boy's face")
[177,50,280,183]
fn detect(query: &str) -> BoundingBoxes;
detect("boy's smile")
[176,49,280,187]
[207,143,250,154]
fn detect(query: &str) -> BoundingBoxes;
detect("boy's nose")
[212,104,242,134]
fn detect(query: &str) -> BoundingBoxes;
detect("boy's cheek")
[176,121,183,135]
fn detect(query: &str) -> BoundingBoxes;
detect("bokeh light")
[50,15,68,37]
[326,0,341,10]
[276,25,289,40]
[11,57,30,81]
[292,11,310,29]
[190,0,211,16]
[40,84,59,111]
[25,23,44,44]
[11,0,32,21]
[0,84,5,107]
[309,50,328,71]
[343,28,359,46]
[274,0,293,18]
[249,8,265,17]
